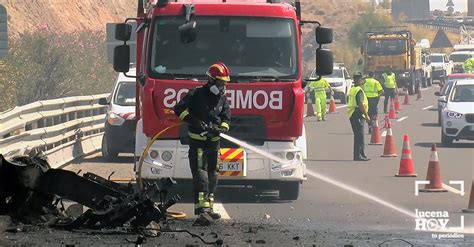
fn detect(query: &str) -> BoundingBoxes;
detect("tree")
[348,10,393,48]
[0,27,115,110]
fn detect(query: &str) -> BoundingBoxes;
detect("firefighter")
[347,73,370,161]
[307,76,333,121]
[463,55,474,73]
[174,62,231,225]
[362,71,384,134]
[382,67,398,113]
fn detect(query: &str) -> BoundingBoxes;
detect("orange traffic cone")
[416,88,423,101]
[381,125,397,157]
[306,102,315,117]
[389,99,397,119]
[403,90,411,105]
[395,135,417,177]
[394,95,402,111]
[419,144,447,192]
[328,95,337,114]
[462,181,474,213]
[369,120,383,145]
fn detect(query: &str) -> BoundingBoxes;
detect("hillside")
[0,0,136,36]
[0,0,359,37]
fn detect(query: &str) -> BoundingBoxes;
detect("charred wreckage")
[0,154,223,245]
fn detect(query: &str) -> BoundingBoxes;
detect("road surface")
[3,86,473,246]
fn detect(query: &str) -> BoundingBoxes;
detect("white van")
[98,69,136,160]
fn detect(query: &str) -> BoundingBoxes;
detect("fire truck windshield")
[150,16,297,81]
[367,39,407,56]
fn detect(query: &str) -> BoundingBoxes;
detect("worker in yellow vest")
[463,55,474,73]
[362,71,384,134]
[307,76,333,121]
[382,67,398,113]
[347,73,370,161]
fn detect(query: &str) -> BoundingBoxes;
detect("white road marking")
[336,104,348,109]
[381,130,387,137]
[421,88,429,91]
[422,105,433,110]
[442,183,464,196]
[397,117,408,122]
[213,203,230,219]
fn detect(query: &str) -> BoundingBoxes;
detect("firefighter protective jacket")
[174,86,231,141]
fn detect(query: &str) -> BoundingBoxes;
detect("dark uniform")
[174,86,230,216]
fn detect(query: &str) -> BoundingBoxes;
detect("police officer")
[307,76,333,121]
[382,67,398,113]
[362,71,384,133]
[347,73,370,161]
[174,62,231,225]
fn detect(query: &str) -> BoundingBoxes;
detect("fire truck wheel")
[102,135,118,161]
[279,182,300,200]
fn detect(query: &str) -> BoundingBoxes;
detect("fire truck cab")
[111,0,333,200]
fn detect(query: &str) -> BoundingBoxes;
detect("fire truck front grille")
[179,116,266,147]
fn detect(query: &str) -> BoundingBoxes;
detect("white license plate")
[219,162,243,172]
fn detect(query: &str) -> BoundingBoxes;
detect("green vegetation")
[0,28,115,111]
[330,10,393,75]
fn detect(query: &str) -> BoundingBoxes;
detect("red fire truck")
[112,0,333,200]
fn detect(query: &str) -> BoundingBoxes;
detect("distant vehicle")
[361,28,422,95]
[309,63,352,104]
[449,51,474,73]
[435,73,474,125]
[98,68,136,161]
[439,79,474,145]
[430,53,453,84]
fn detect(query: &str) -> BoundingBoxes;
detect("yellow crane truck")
[362,28,422,95]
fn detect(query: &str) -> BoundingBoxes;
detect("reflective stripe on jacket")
[307,78,330,93]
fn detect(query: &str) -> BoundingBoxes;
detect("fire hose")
[136,123,186,219]
[136,122,296,218]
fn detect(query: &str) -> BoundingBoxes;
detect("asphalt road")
[3,85,473,246]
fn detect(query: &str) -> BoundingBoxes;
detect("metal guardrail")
[406,20,474,33]
[0,94,108,168]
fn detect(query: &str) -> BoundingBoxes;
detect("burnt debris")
[0,154,181,230]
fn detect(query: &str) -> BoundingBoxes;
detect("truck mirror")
[98,98,108,105]
[316,49,333,76]
[315,26,333,45]
[115,23,132,41]
[113,45,130,73]
[178,21,197,44]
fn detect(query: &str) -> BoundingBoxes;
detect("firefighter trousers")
[188,138,219,214]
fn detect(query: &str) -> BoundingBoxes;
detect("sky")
[430,0,467,11]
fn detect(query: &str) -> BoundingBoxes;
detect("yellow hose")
[136,123,186,219]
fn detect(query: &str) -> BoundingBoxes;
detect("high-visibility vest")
[382,73,397,89]
[347,86,368,118]
[307,78,330,94]
[363,77,382,98]
[463,58,474,73]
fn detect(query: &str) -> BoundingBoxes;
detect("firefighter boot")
[193,213,213,226]
[194,192,211,215]
[207,193,221,220]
